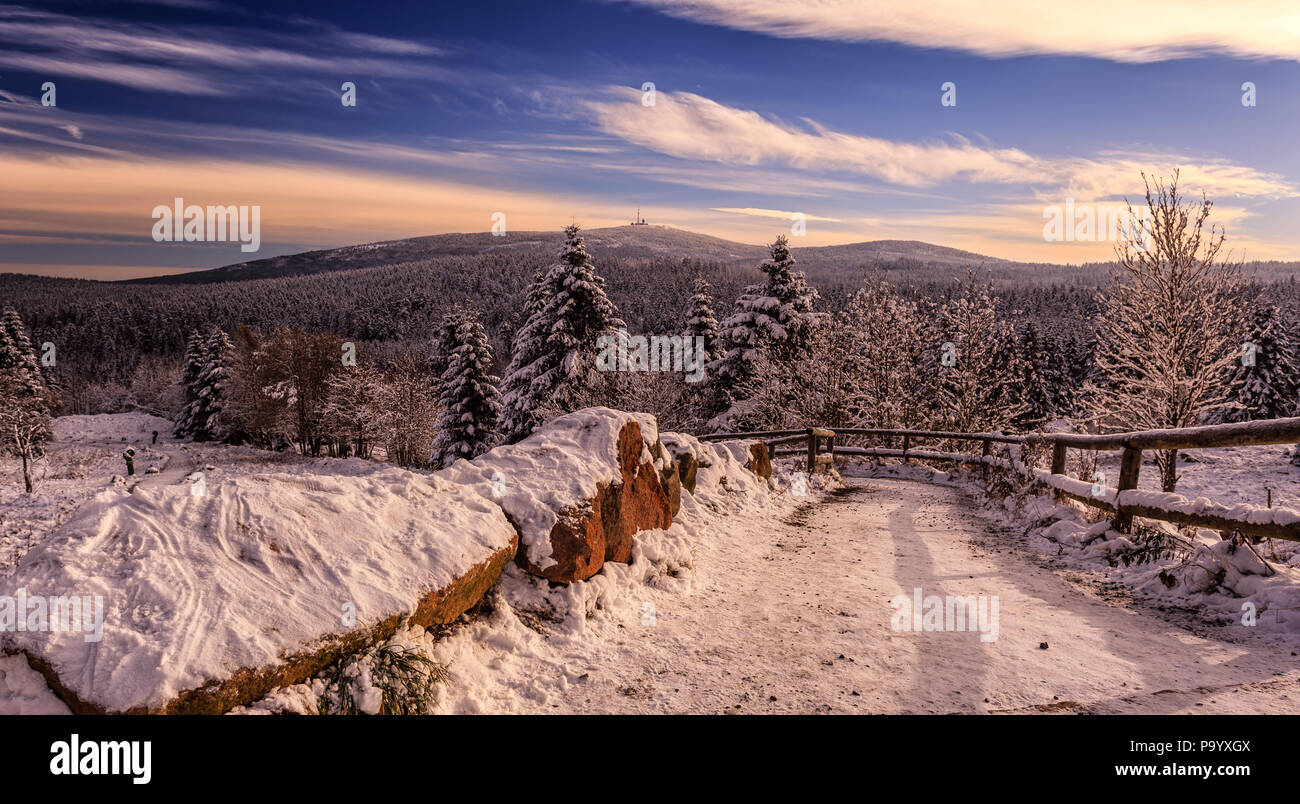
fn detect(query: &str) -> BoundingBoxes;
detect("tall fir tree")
[684,276,722,362]
[1224,302,1300,422]
[174,329,205,437]
[195,327,234,441]
[1013,321,1056,430]
[498,224,624,442]
[432,309,501,467]
[177,327,233,441]
[0,308,49,401]
[706,235,820,426]
[429,307,468,381]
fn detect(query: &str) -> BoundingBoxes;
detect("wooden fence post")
[981,438,991,481]
[827,433,835,466]
[806,428,817,475]
[1114,444,1142,532]
[902,433,910,463]
[1050,442,1067,501]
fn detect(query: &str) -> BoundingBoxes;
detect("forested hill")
[125,225,1026,286]
[6,223,1299,415]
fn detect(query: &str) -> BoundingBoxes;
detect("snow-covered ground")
[2,413,334,576]
[7,413,1300,715]
[1063,444,1300,567]
[1096,444,1299,510]
[244,458,1300,715]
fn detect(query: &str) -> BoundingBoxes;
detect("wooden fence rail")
[700,419,1300,542]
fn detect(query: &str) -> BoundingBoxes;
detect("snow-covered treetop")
[559,223,591,268]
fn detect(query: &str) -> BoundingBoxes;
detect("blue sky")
[2,0,1299,277]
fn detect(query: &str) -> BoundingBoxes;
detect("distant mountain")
[115,223,1300,289]
[125,225,1012,285]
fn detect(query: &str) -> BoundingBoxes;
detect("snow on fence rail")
[701,417,1300,542]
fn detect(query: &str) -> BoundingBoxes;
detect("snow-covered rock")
[713,440,774,481]
[441,408,672,584]
[660,432,706,494]
[0,460,517,714]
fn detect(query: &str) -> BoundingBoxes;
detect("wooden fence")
[700,418,1300,542]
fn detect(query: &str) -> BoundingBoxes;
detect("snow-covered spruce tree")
[932,269,1028,435]
[522,264,549,322]
[1013,321,1056,430]
[188,327,234,441]
[431,309,500,467]
[1222,301,1300,423]
[0,308,49,403]
[498,225,623,442]
[706,235,820,428]
[1086,172,1246,493]
[685,276,723,362]
[429,307,468,381]
[0,307,52,422]
[173,329,205,438]
[499,268,555,441]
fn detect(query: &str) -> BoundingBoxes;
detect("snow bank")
[0,460,517,713]
[660,433,771,510]
[1029,506,1300,636]
[3,409,793,714]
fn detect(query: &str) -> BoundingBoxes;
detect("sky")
[2,0,1299,279]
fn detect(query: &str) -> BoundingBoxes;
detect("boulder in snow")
[443,408,672,584]
[747,442,772,480]
[711,439,773,481]
[660,432,704,495]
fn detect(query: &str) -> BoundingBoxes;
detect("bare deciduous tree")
[1086,171,1248,492]
[0,371,52,493]
[384,354,440,469]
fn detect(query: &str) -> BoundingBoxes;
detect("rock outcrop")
[442,408,673,583]
[747,443,773,480]
[660,432,708,495]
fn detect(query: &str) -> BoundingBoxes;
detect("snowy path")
[462,478,1300,714]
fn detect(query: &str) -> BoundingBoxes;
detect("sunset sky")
[2,0,1300,278]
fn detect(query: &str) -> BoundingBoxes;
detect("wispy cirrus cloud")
[0,53,229,94]
[622,0,1300,62]
[711,207,841,222]
[587,87,1296,201]
[0,4,450,95]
